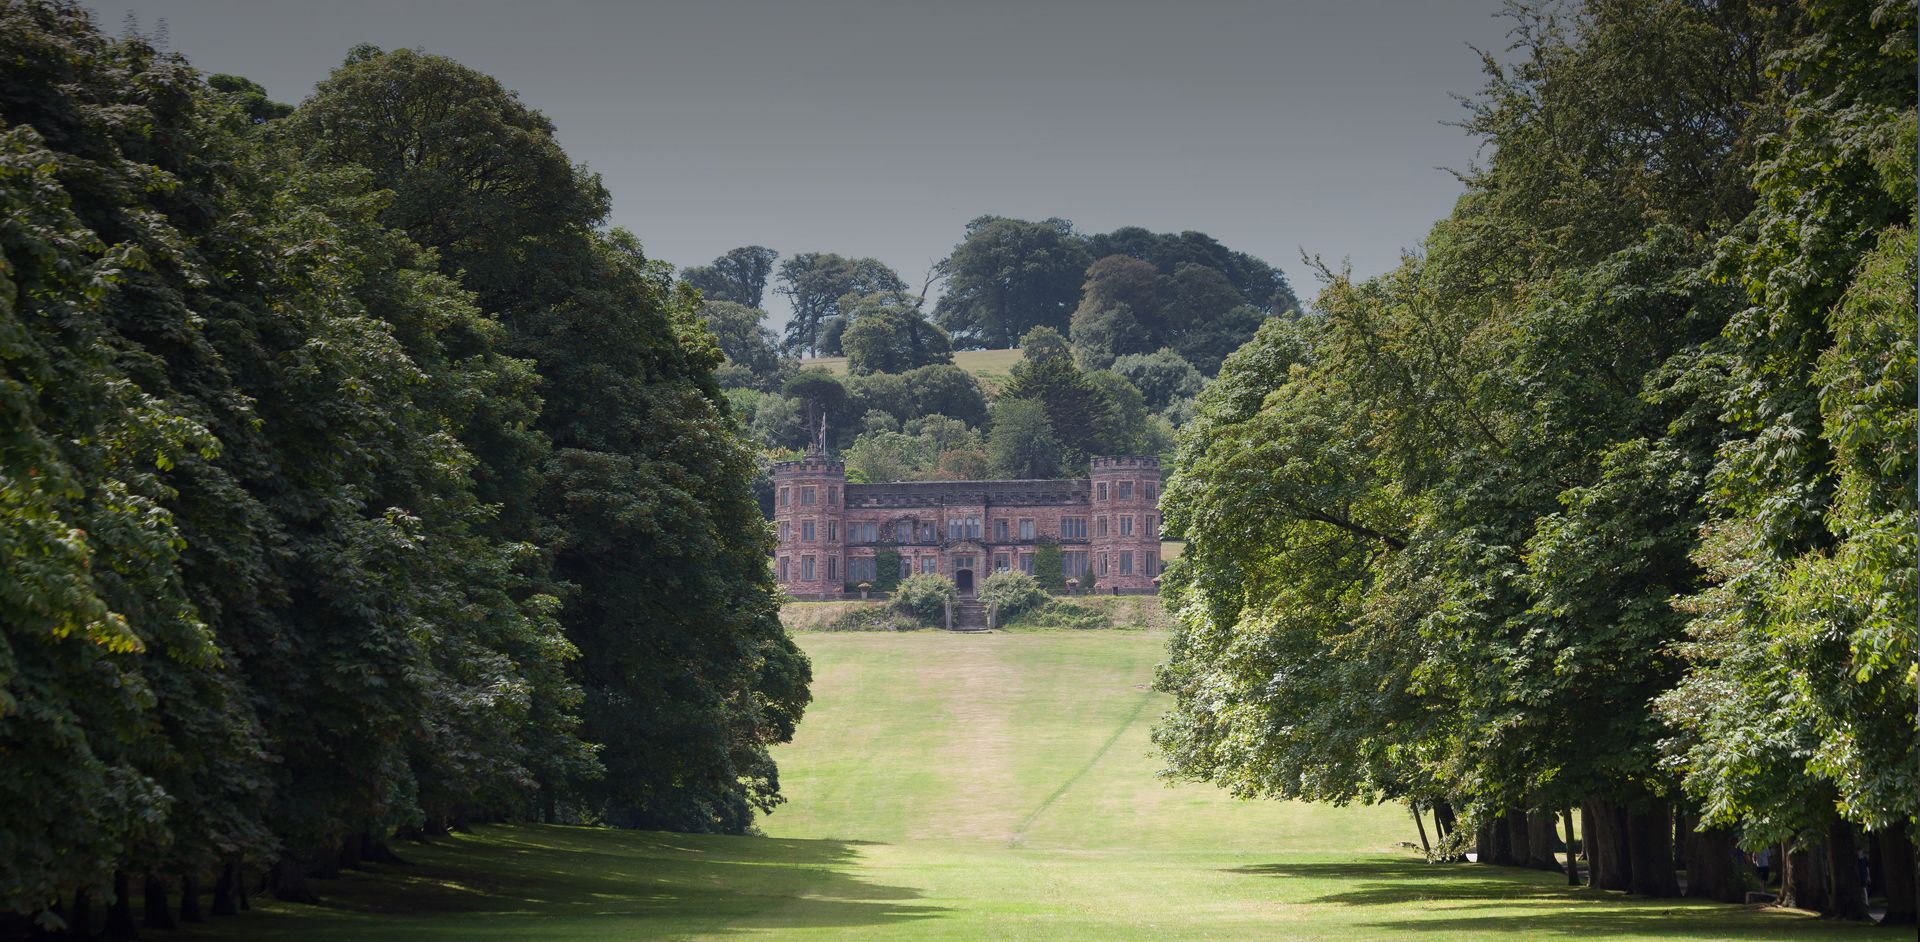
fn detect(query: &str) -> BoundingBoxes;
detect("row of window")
[778,514,1158,544]
[777,548,1160,584]
[776,484,840,508]
[1094,479,1156,502]
[778,554,840,582]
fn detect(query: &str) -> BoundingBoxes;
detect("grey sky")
[89,0,1513,323]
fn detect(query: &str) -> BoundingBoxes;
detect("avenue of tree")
[1152,0,1916,925]
[2,1,807,933]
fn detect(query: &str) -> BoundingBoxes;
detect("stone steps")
[950,599,989,632]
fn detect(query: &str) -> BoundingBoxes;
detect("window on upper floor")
[827,521,838,542]
[801,520,816,542]
[1144,481,1156,501]
[1018,519,1035,540]
[778,557,790,581]
[1097,515,1108,538]
[828,485,839,506]
[779,487,790,507]
[1118,481,1133,500]
[1061,517,1087,539]
[995,519,1009,542]
[1096,482,1108,501]
[1120,514,1133,537]
[777,521,790,543]
[801,486,816,505]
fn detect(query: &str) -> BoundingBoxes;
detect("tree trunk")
[365,829,406,865]
[1486,813,1517,866]
[178,873,203,923]
[210,861,238,917]
[69,888,93,940]
[1432,799,1458,841]
[1526,808,1561,871]
[1503,810,1530,868]
[273,857,317,904]
[1587,799,1632,891]
[1562,809,1581,886]
[68,894,92,942]
[1625,804,1680,897]
[1476,820,1495,865]
[1822,820,1871,920]
[102,872,136,939]
[140,876,174,930]
[1786,842,1832,912]
[1411,803,1432,856]
[1683,822,1747,903]
[338,831,365,871]
[1877,827,1916,925]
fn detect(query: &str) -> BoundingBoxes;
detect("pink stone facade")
[772,454,1164,600]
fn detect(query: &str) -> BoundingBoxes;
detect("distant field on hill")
[177,631,1893,941]
[803,347,1025,395]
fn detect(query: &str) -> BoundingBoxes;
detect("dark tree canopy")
[291,43,809,834]
[934,216,1091,348]
[840,291,954,375]
[683,245,778,307]
[1152,0,1915,921]
[699,300,786,388]
[776,253,906,356]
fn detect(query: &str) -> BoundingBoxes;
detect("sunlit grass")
[178,631,1898,940]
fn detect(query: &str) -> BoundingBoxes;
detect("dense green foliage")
[707,219,1272,478]
[1032,540,1066,593]
[892,574,957,625]
[1155,0,1915,922]
[0,1,807,928]
[978,571,1048,620]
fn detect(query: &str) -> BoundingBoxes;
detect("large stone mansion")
[773,452,1164,600]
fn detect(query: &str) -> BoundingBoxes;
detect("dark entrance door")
[954,569,974,595]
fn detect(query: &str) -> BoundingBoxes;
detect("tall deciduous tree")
[934,216,1091,348]
[292,44,809,834]
[839,291,954,375]
[776,252,905,356]
[683,245,778,307]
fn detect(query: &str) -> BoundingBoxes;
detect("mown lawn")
[178,631,1898,940]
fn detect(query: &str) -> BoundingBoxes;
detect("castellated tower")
[772,450,846,600]
[1087,456,1163,592]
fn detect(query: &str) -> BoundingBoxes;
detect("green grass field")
[176,630,1894,940]
[802,347,1025,395]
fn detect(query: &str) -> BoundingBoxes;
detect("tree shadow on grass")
[1228,859,1899,940]
[212,824,948,939]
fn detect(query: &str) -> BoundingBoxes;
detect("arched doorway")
[954,568,974,595]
